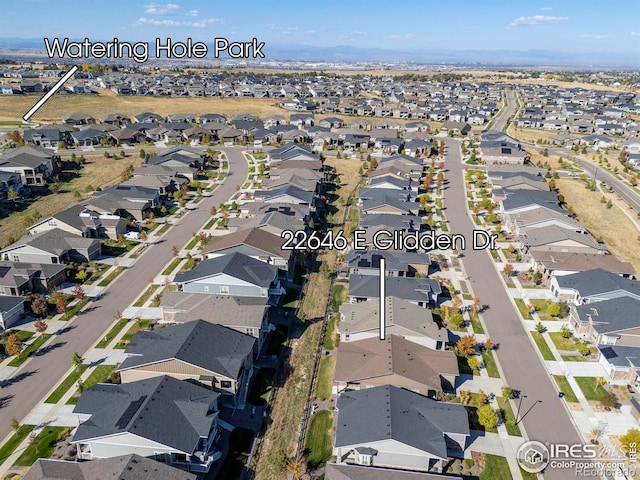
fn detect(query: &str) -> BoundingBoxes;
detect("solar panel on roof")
[115,396,147,429]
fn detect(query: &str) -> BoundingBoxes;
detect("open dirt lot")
[556,178,640,274]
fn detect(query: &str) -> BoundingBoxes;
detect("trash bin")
[558,392,565,398]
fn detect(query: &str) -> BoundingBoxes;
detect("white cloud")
[579,33,615,39]
[509,15,568,27]
[389,33,414,40]
[631,31,640,36]
[144,3,179,15]
[540,7,553,11]
[186,9,198,17]
[138,17,222,27]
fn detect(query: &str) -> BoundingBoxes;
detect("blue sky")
[1,0,639,56]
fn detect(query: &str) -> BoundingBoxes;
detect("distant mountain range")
[0,37,637,68]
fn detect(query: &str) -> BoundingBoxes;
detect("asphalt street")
[444,134,588,479]
[0,147,248,442]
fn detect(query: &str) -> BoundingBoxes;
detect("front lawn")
[7,334,52,367]
[304,410,333,469]
[480,454,512,480]
[553,375,579,403]
[114,320,152,349]
[548,331,577,351]
[530,332,554,361]
[574,376,610,402]
[314,355,336,401]
[45,364,88,403]
[13,426,67,466]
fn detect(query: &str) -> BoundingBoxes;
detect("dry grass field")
[556,178,640,274]
[0,90,285,123]
[0,154,144,247]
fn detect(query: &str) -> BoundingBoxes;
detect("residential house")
[108,128,147,145]
[71,376,223,473]
[597,344,639,386]
[0,261,66,295]
[0,146,56,186]
[118,320,256,404]
[62,112,95,126]
[339,297,447,348]
[520,225,607,257]
[440,121,471,136]
[569,296,640,347]
[550,268,640,304]
[0,228,101,264]
[535,252,635,279]
[334,335,457,397]
[253,185,315,206]
[173,252,284,303]
[345,250,431,277]
[506,208,583,236]
[359,188,419,216]
[0,295,25,330]
[333,385,469,472]
[348,275,441,306]
[84,193,151,223]
[28,204,126,239]
[202,228,293,280]
[160,292,272,349]
[23,455,197,480]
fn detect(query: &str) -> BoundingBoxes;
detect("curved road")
[0,147,248,442]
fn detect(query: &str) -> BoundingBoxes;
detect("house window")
[220,380,232,388]
[219,286,229,295]
[51,257,58,264]
[48,220,57,226]
[12,255,19,261]
[245,328,254,336]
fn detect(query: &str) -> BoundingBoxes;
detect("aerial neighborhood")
[0,62,639,480]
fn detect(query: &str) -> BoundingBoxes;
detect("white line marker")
[379,257,385,340]
[22,65,79,122]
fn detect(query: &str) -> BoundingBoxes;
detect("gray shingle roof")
[335,385,469,459]
[574,295,640,335]
[359,214,420,230]
[174,252,277,288]
[23,455,196,480]
[118,320,256,379]
[598,344,640,368]
[556,269,640,299]
[348,274,441,302]
[72,376,219,454]
[346,250,430,272]
[325,463,458,480]
[3,228,100,256]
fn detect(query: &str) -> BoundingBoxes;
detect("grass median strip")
[95,318,129,348]
[8,334,52,367]
[0,425,34,466]
[469,311,485,334]
[45,365,88,404]
[553,375,579,403]
[161,257,183,276]
[530,331,554,361]
[97,266,125,287]
[496,396,521,437]
[67,364,117,405]
[133,284,160,307]
[481,350,500,378]
[514,298,533,320]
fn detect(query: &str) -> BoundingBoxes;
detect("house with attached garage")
[23,126,71,149]
[535,252,635,280]
[345,250,431,277]
[348,275,441,306]
[333,335,458,397]
[253,185,315,207]
[71,128,108,147]
[71,375,224,474]
[173,252,285,303]
[550,268,640,305]
[117,320,257,406]
[597,344,640,386]
[267,143,321,166]
[0,295,25,330]
[201,228,294,280]
[23,454,196,480]
[83,193,151,223]
[28,204,126,240]
[569,296,640,347]
[0,261,66,295]
[506,207,583,236]
[0,146,57,186]
[359,188,420,216]
[520,225,607,258]
[0,228,101,264]
[333,385,469,472]
[338,297,447,348]
[160,291,273,349]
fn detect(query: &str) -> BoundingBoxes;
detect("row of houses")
[19,143,325,477]
[323,150,472,477]
[485,164,640,388]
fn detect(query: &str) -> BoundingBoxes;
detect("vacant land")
[0,154,144,247]
[556,178,640,274]
[0,91,285,123]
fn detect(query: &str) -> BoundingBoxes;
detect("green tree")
[76,269,88,282]
[477,404,499,430]
[535,321,545,333]
[501,386,513,399]
[31,294,49,318]
[10,417,20,432]
[620,428,640,457]
[547,303,561,317]
[6,333,23,356]
[71,352,84,371]
[560,324,572,339]
[467,355,481,371]
[450,313,465,329]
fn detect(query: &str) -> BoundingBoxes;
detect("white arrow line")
[22,65,79,122]
[379,257,385,340]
